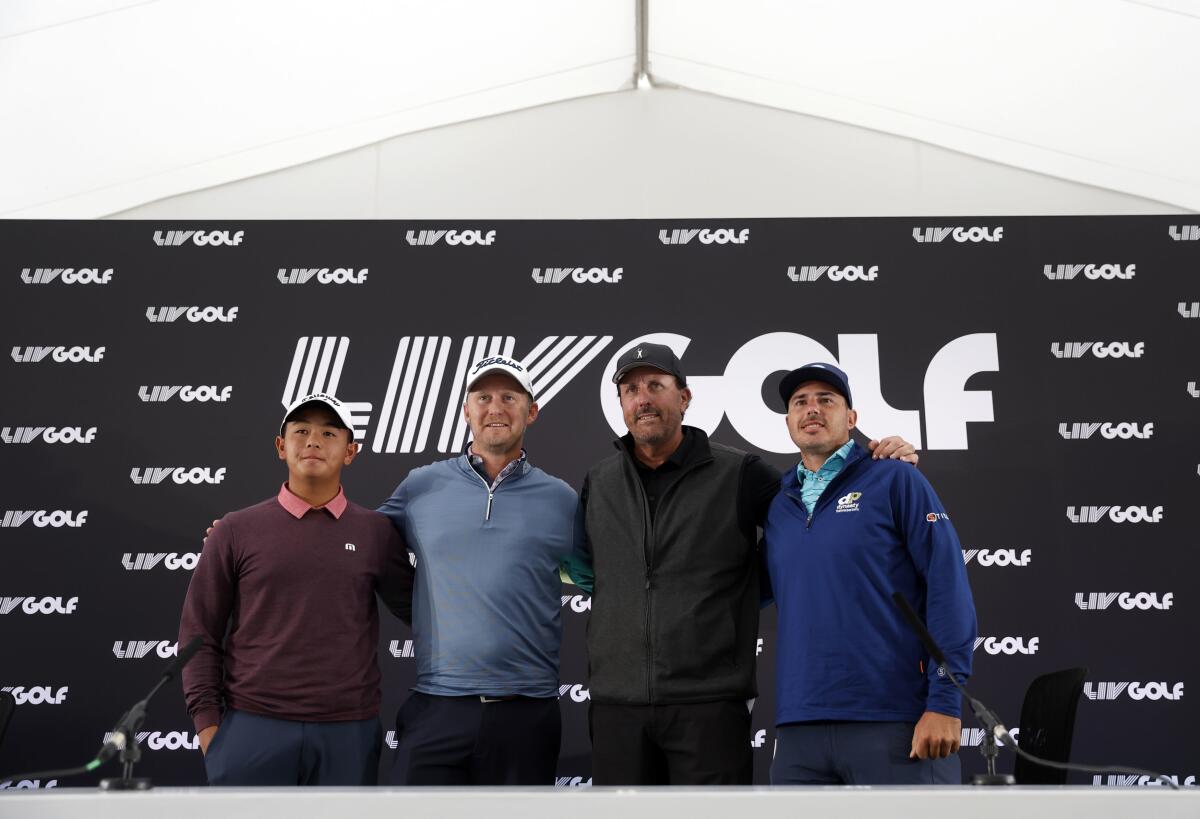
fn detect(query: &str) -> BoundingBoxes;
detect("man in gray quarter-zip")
[378,355,593,785]
[582,343,916,785]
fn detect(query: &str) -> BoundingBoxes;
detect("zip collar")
[613,425,714,472]
[782,440,871,518]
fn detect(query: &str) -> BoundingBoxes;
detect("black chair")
[1013,666,1088,784]
[0,690,14,751]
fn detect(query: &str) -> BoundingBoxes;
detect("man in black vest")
[582,343,916,785]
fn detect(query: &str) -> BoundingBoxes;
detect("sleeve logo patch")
[926,512,950,522]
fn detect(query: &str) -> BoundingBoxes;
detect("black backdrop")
[1,217,1196,789]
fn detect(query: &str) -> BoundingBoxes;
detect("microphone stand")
[977,729,1009,785]
[0,636,203,791]
[890,592,1179,790]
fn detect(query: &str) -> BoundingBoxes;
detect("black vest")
[585,429,759,704]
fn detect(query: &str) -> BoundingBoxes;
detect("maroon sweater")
[179,489,413,731]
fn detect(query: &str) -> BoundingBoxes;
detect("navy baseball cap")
[778,363,852,410]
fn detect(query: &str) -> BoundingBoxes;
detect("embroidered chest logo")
[836,492,862,513]
[344,543,356,552]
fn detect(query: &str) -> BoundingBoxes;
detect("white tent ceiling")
[2,0,1197,218]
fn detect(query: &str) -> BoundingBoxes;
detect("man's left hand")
[868,436,919,465]
[910,711,960,759]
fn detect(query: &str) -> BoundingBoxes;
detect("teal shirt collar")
[795,439,856,515]
[796,438,856,484]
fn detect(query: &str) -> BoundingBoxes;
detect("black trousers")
[388,692,561,785]
[590,700,753,785]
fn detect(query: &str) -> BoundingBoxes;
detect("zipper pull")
[485,491,494,521]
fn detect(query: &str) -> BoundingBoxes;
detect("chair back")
[1013,666,1088,784]
[0,690,15,751]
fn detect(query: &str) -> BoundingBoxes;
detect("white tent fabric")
[2,0,1197,218]
[649,0,1200,211]
[0,1,634,217]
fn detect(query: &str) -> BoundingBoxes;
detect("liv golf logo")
[1084,682,1184,701]
[283,331,1000,456]
[20,267,112,284]
[531,267,623,285]
[1075,592,1173,611]
[1043,263,1135,281]
[153,230,243,247]
[912,226,1003,243]
[405,229,495,246]
[1059,422,1153,440]
[786,265,878,282]
[277,268,367,285]
[1066,505,1163,523]
[1051,342,1143,359]
[11,346,105,364]
[658,227,749,245]
[1,427,96,444]
[146,306,238,323]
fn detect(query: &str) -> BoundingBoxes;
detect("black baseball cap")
[611,342,687,385]
[778,363,852,410]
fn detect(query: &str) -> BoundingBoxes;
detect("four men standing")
[180,351,974,786]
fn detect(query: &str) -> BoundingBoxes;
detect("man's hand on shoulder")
[198,724,218,756]
[909,711,960,759]
[868,436,919,465]
[204,518,220,543]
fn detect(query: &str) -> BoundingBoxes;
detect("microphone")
[98,636,204,760]
[890,591,1180,790]
[160,636,203,684]
[0,636,205,787]
[890,592,1015,747]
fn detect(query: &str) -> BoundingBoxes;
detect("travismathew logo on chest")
[835,492,862,513]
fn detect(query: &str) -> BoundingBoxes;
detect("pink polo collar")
[277,483,347,520]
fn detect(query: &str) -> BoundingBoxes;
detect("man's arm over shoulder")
[741,453,783,530]
[376,516,415,624]
[178,516,238,734]
[560,490,593,594]
[893,466,977,718]
[376,476,410,535]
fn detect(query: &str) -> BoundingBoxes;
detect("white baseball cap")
[279,393,355,436]
[465,355,535,400]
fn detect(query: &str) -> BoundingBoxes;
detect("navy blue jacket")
[764,441,976,724]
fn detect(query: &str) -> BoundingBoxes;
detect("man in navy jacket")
[763,363,977,785]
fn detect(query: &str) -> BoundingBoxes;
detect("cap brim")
[466,366,535,399]
[279,398,355,437]
[611,362,675,383]
[778,369,849,410]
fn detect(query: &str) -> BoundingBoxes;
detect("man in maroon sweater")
[178,393,414,785]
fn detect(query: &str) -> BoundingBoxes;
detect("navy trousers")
[771,721,961,785]
[388,692,561,785]
[203,709,381,786]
